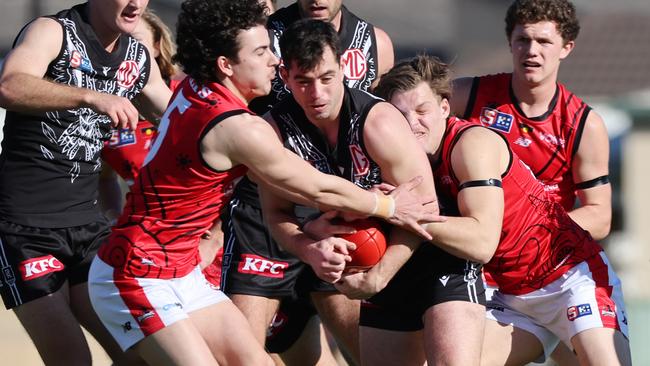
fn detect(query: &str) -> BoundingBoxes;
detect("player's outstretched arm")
[134,58,173,122]
[0,17,139,130]
[569,110,612,240]
[204,113,436,238]
[423,128,506,263]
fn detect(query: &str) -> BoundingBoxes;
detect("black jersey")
[271,86,382,187]
[249,3,379,115]
[0,4,150,228]
[239,4,381,204]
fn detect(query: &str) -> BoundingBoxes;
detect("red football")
[338,218,387,273]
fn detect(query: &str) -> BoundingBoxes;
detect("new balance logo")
[20,255,64,280]
[238,254,288,278]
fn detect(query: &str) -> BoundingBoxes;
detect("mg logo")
[341,49,367,80]
[20,255,64,280]
[117,60,140,88]
[349,145,370,176]
[238,254,288,278]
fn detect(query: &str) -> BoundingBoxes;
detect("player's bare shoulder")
[201,112,276,170]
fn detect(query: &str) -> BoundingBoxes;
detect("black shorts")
[0,218,110,309]
[220,198,333,297]
[266,293,318,353]
[360,244,485,331]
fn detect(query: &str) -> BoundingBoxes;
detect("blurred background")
[0,0,648,364]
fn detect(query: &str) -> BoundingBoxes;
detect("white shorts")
[88,256,229,351]
[486,252,628,362]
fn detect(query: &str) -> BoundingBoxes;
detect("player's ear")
[279,64,289,85]
[440,98,450,119]
[560,40,575,60]
[216,55,234,77]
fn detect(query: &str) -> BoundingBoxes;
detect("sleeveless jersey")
[97,78,248,279]
[462,73,591,211]
[249,4,379,115]
[272,86,382,187]
[0,4,150,227]
[101,80,181,184]
[434,117,603,295]
[239,4,380,205]
[101,120,157,185]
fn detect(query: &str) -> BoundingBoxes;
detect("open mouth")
[121,9,140,22]
[522,60,541,69]
[309,6,328,16]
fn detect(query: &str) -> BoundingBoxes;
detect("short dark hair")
[174,0,267,83]
[505,0,580,43]
[374,55,452,102]
[279,19,343,71]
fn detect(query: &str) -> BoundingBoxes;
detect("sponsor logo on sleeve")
[480,107,514,133]
[238,254,288,278]
[19,255,65,281]
[567,303,592,321]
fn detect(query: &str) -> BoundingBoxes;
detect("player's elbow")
[590,219,611,241]
[0,75,17,108]
[473,234,499,264]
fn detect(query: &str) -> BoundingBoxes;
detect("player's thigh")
[230,293,280,342]
[135,318,218,366]
[69,281,133,363]
[279,315,338,366]
[359,326,425,366]
[549,342,579,366]
[311,291,361,362]
[13,283,92,365]
[481,318,544,366]
[190,300,273,366]
[571,327,631,366]
[423,300,485,366]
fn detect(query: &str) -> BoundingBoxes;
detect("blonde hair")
[141,9,178,81]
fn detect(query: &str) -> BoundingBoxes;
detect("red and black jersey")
[101,80,181,184]
[98,78,248,279]
[434,117,602,295]
[462,73,591,211]
[101,120,157,184]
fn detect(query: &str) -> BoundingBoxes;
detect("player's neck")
[511,73,558,117]
[220,78,251,106]
[330,11,343,32]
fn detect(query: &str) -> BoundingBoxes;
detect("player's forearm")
[0,73,94,112]
[423,217,499,264]
[568,204,611,241]
[369,229,421,289]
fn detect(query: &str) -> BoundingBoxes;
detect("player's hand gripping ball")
[339,218,387,273]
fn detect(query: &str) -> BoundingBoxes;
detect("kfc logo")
[238,254,288,278]
[349,145,370,176]
[117,60,140,88]
[341,49,367,80]
[20,255,64,280]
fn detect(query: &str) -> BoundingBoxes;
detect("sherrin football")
[338,218,387,273]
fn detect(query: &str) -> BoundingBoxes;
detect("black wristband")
[458,178,503,190]
[575,175,610,190]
